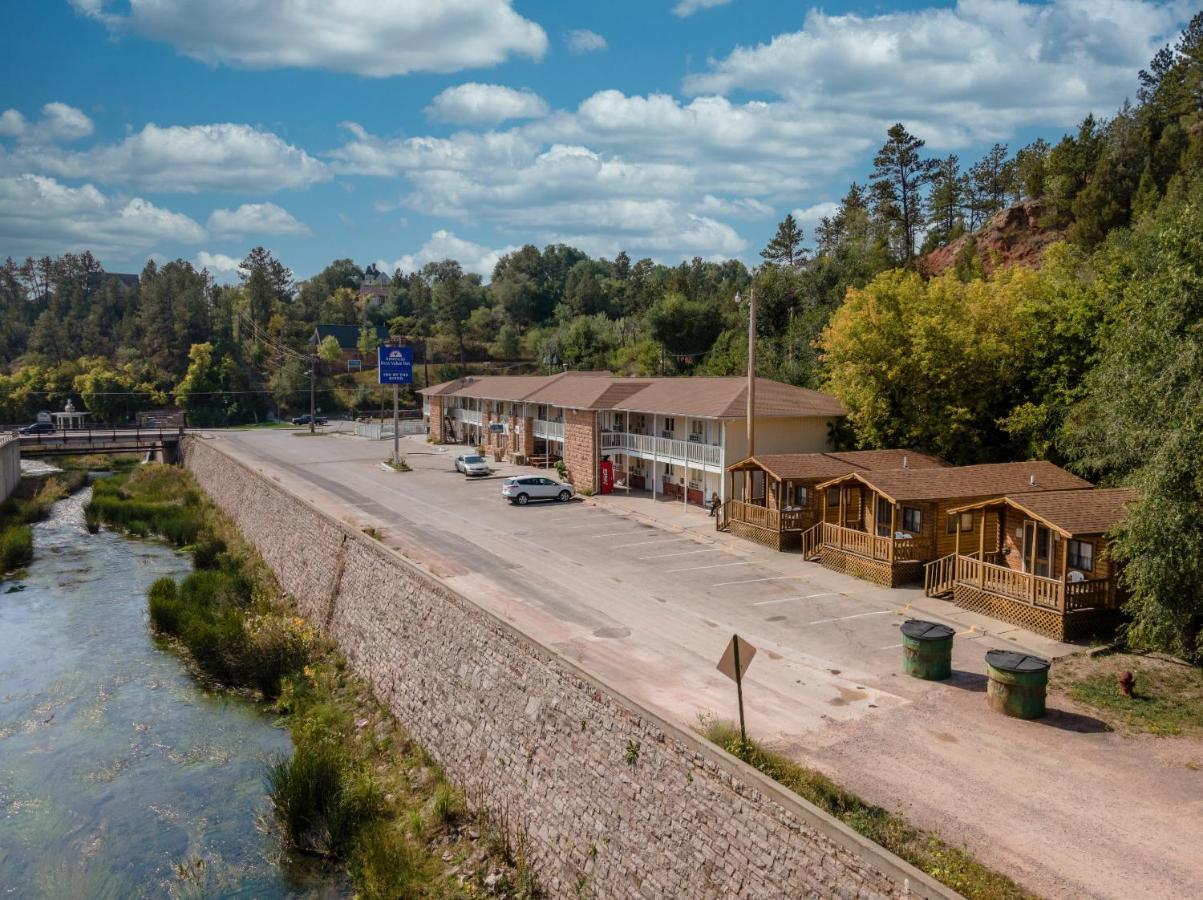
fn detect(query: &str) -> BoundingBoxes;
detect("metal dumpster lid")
[985,649,1050,673]
[900,619,955,641]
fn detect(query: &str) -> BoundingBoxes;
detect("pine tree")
[760,214,806,267]
[967,144,1015,226]
[924,155,966,250]
[870,124,938,262]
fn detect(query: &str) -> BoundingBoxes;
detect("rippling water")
[0,486,345,898]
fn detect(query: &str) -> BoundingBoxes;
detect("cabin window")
[902,507,922,533]
[876,496,892,537]
[827,487,840,507]
[792,485,808,507]
[946,511,974,534]
[1068,539,1094,572]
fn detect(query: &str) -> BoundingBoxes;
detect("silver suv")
[501,475,575,505]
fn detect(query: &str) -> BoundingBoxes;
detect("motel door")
[1022,521,1052,577]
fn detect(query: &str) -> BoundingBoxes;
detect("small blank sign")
[717,635,757,682]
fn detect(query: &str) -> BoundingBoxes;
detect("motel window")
[947,512,974,534]
[902,507,922,533]
[689,419,705,441]
[663,417,675,433]
[664,463,674,475]
[632,414,647,433]
[1068,540,1094,572]
[792,485,808,507]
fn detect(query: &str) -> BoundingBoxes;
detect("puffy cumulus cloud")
[566,29,607,54]
[426,83,549,125]
[195,251,243,281]
[5,123,328,193]
[684,0,1186,146]
[72,0,547,77]
[207,202,311,236]
[673,0,733,18]
[378,230,519,278]
[790,201,841,237]
[0,174,205,258]
[0,103,94,144]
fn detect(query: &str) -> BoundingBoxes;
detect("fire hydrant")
[1117,670,1135,698]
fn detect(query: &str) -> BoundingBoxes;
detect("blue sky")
[0,0,1190,280]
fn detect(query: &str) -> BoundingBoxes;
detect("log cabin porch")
[923,488,1137,640]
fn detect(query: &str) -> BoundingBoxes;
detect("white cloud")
[379,230,519,278]
[566,29,607,54]
[207,202,310,236]
[684,0,1186,146]
[0,102,94,144]
[426,83,549,125]
[672,0,732,18]
[0,174,205,258]
[72,0,547,77]
[195,251,242,281]
[790,201,840,236]
[3,122,327,193]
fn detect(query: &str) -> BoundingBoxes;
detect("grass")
[1052,652,1203,736]
[1,468,93,572]
[0,523,33,572]
[700,718,1039,900]
[93,462,539,897]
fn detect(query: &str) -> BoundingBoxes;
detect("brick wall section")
[184,437,956,900]
[428,396,446,442]
[517,416,533,460]
[563,409,597,493]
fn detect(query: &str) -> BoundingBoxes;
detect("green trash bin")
[900,619,955,680]
[985,649,1050,719]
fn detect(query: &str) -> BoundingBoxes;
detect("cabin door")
[1022,521,1051,577]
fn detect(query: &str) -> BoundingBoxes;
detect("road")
[211,429,1203,900]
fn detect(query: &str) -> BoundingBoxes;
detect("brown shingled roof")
[728,449,948,481]
[817,461,1093,502]
[614,377,847,418]
[950,488,1139,537]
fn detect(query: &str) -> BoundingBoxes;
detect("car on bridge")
[18,421,55,435]
[501,475,575,505]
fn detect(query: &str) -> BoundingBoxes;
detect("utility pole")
[392,380,400,466]
[744,287,757,458]
[309,350,316,435]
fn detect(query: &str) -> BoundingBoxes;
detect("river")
[0,483,346,898]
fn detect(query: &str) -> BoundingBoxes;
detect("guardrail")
[533,418,565,440]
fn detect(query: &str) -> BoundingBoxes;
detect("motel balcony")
[599,430,723,470]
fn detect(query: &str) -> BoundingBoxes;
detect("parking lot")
[211,429,1203,899]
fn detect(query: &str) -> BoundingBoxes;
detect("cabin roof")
[816,461,1093,503]
[727,449,948,481]
[949,487,1140,538]
[311,323,389,350]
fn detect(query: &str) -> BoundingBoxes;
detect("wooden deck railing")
[954,555,1064,610]
[724,499,809,533]
[1065,578,1115,611]
[820,523,926,562]
[924,553,957,597]
[800,523,822,560]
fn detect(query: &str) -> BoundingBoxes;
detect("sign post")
[378,345,414,466]
[717,634,757,750]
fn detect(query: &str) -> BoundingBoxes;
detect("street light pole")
[309,351,316,435]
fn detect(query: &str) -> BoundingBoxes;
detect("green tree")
[760,214,806,267]
[645,292,724,361]
[317,334,342,363]
[870,124,938,262]
[174,343,227,426]
[924,155,966,251]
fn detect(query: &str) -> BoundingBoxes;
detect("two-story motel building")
[419,372,847,505]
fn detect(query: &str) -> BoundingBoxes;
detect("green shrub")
[266,740,383,858]
[148,576,182,633]
[192,536,227,570]
[349,821,425,900]
[0,525,33,572]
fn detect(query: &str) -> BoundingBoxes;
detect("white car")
[501,475,575,505]
[454,454,491,476]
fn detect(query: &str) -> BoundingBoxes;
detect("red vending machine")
[598,460,614,494]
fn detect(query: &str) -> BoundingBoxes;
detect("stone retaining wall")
[184,436,955,900]
[0,436,19,504]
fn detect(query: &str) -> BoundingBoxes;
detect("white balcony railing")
[533,418,564,440]
[449,407,482,425]
[599,431,721,468]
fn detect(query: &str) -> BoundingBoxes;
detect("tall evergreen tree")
[760,214,806,267]
[870,124,938,262]
[967,143,1015,226]
[924,155,966,250]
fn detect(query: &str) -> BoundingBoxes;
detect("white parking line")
[751,592,839,606]
[594,530,646,537]
[637,548,723,560]
[805,610,893,626]
[877,642,903,651]
[612,537,693,549]
[566,522,625,529]
[713,575,810,587]
[665,561,757,573]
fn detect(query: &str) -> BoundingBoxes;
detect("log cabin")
[809,461,1093,587]
[924,487,1138,640]
[719,449,948,551]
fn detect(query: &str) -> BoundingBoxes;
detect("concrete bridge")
[14,426,186,461]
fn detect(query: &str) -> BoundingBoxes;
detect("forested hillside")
[1,15,1200,658]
